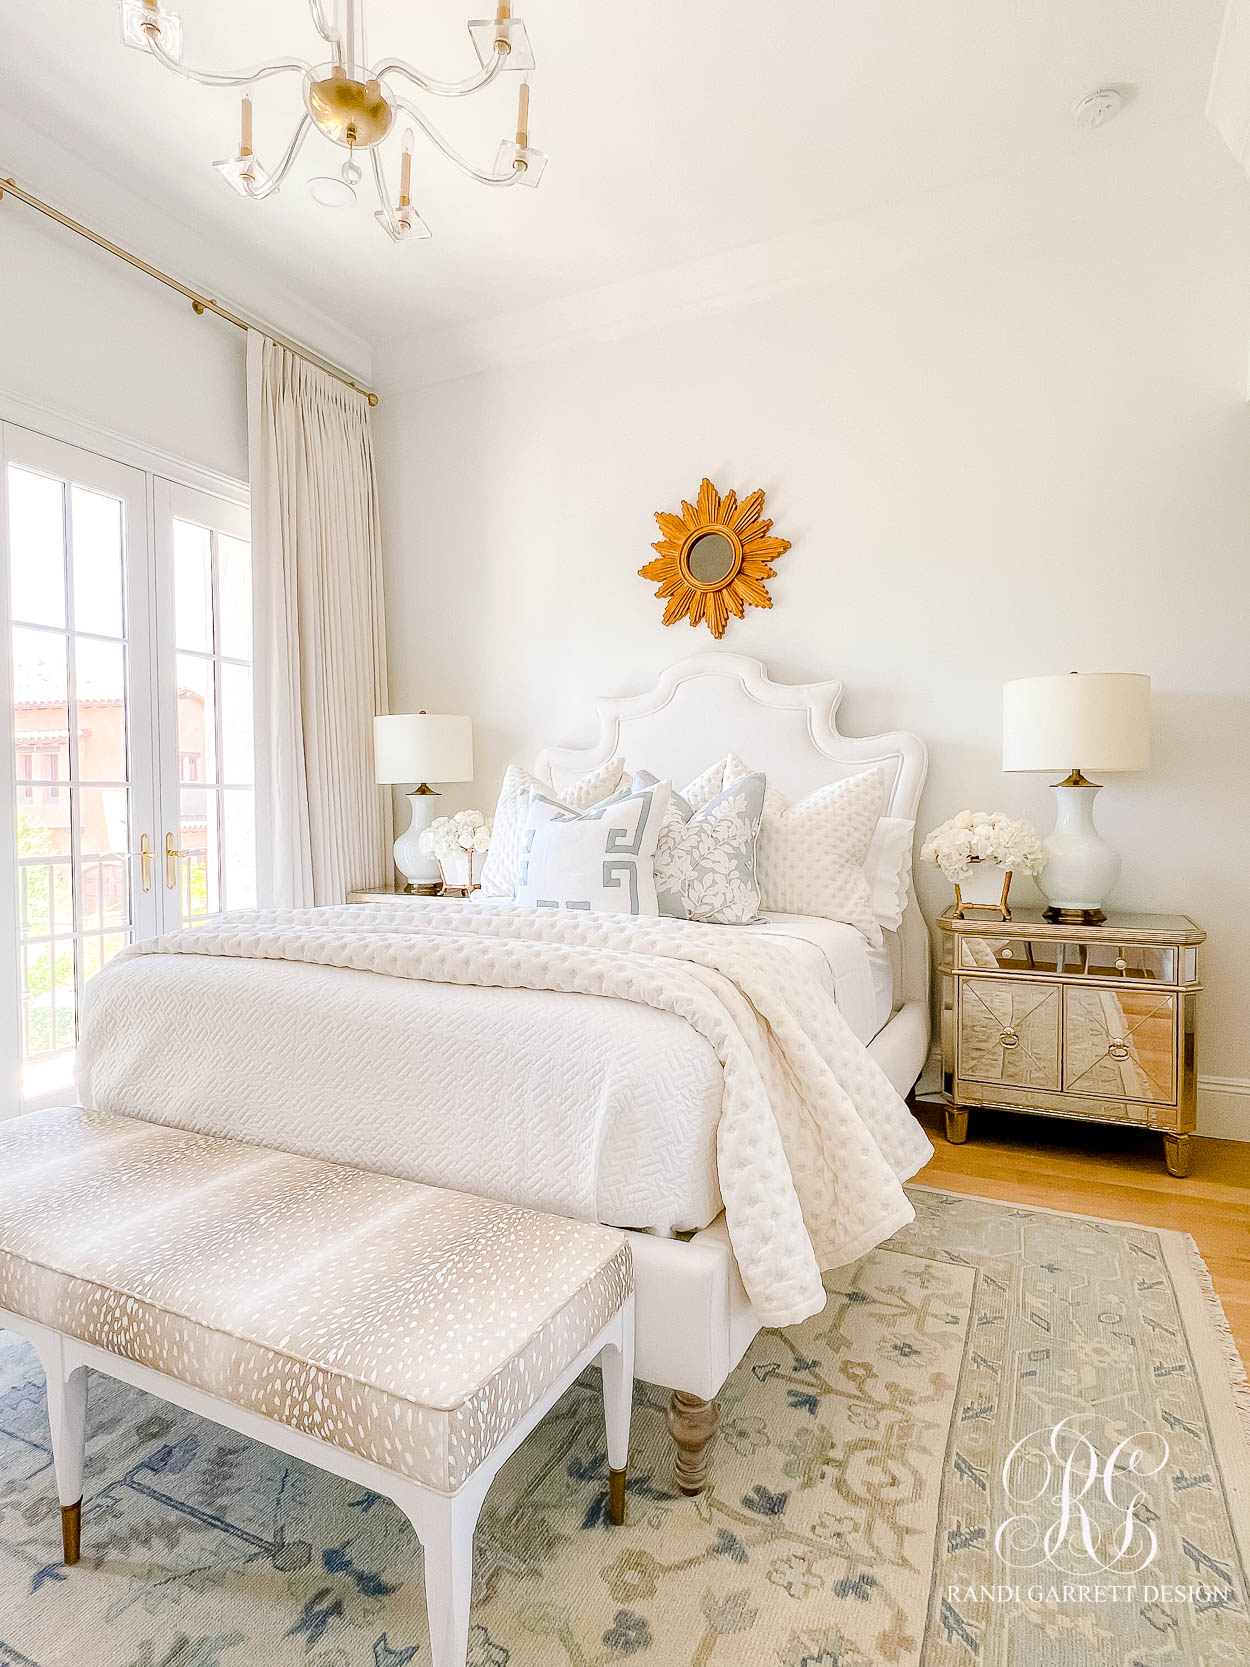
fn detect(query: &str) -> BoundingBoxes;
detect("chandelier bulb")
[400,128,414,207]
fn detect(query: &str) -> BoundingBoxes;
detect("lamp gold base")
[403,882,443,896]
[1042,905,1106,926]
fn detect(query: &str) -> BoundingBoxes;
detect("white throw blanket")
[80,903,932,1327]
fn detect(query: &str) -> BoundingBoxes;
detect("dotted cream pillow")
[478,755,626,898]
[724,752,886,944]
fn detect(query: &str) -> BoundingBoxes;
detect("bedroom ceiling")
[0,0,1230,371]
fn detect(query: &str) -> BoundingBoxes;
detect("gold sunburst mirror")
[640,477,791,639]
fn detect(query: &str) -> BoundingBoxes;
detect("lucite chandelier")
[119,0,545,242]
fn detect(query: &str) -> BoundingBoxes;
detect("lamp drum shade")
[1002,674,1150,774]
[373,713,473,785]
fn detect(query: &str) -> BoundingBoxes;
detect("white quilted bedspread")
[76,903,933,1327]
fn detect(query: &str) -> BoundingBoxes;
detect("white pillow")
[514,781,669,915]
[478,756,626,898]
[725,752,885,943]
[863,816,915,933]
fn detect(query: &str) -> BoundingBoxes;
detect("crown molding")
[376,115,1244,396]
[0,108,373,384]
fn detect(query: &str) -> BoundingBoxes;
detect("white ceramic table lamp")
[374,713,473,893]
[1002,672,1150,924]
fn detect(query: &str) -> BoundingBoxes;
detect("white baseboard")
[1197,1077,1250,1142]
[913,1048,1250,1144]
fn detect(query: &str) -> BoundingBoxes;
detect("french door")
[1,425,254,1110]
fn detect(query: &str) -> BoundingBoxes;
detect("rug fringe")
[1183,1233,1250,1448]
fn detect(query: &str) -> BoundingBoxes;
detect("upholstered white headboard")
[535,654,930,1012]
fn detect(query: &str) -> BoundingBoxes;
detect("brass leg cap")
[61,1499,82,1565]
[608,1467,627,1526]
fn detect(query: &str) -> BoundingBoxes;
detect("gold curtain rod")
[0,175,379,407]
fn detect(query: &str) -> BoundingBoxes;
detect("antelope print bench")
[0,1106,635,1667]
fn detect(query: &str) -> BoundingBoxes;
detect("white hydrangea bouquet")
[920,809,1043,918]
[418,808,492,895]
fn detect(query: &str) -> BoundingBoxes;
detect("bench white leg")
[404,1479,487,1667]
[600,1297,635,1526]
[34,1335,88,1564]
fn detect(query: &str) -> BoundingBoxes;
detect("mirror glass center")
[685,531,737,586]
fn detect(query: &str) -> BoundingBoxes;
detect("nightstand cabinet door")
[958,978,1061,1091]
[1062,987,1177,1105]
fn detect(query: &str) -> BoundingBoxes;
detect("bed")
[75,654,933,1488]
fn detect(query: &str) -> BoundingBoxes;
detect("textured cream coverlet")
[79,903,932,1327]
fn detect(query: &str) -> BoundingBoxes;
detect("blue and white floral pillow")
[633,769,766,924]
[514,781,670,915]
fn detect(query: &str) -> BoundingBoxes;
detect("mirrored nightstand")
[937,905,1205,1177]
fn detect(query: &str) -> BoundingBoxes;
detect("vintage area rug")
[2,1187,1249,1667]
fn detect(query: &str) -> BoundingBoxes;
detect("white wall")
[0,204,247,481]
[377,181,1250,1133]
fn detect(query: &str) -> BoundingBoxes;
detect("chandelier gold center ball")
[306,72,394,148]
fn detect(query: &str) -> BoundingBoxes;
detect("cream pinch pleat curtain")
[247,332,392,906]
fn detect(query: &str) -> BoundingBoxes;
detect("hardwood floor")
[910,1101,1250,1360]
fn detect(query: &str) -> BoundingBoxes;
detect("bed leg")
[666,1391,720,1495]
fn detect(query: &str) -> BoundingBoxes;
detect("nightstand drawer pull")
[999,1028,1020,1049]
[1001,947,1013,959]
[1114,958,1128,972]
[1107,1040,1130,1060]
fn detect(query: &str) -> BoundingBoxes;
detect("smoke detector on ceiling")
[1073,88,1123,131]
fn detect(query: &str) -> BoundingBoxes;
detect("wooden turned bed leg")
[667,1391,720,1495]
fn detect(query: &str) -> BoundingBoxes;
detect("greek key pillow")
[478,756,626,899]
[724,752,886,943]
[514,780,670,915]
[632,769,765,924]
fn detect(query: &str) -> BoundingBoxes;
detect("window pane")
[20,857,74,938]
[82,931,129,984]
[74,637,128,781]
[218,535,252,660]
[181,785,219,922]
[77,787,129,859]
[22,940,75,1059]
[222,789,256,911]
[220,662,253,784]
[13,627,71,858]
[177,654,216,784]
[173,519,213,652]
[71,486,124,638]
[8,467,65,628]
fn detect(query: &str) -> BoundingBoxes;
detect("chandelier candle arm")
[396,98,525,187]
[368,49,506,99]
[146,34,310,89]
[249,115,313,200]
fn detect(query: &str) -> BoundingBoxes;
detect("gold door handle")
[165,831,187,890]
[133,834,153,892]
